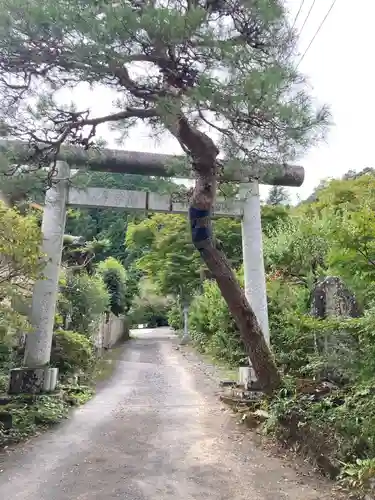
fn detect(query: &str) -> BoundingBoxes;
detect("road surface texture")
[0,328,338,499]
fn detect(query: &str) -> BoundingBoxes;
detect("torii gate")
[1,140,304,393]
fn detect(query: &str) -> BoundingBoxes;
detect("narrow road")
[0,328,336,499]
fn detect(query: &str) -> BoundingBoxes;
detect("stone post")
[24,161,70,367]
[238,182,269,387]
[180,303,190,345]
[240,181,269,345]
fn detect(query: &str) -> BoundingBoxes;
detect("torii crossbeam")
[0,140,305,393]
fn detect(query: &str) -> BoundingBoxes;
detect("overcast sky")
[287,0,374,201]
[60,0,372,202]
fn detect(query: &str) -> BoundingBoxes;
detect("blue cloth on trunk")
[189,206,211,243]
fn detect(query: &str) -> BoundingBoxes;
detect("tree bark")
[173,117,281,392]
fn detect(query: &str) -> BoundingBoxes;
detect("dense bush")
[264,377,375,484]
[0,343,11,368]
[266,278,312,374]
[50,329,96,377]
[97,257,130,316]
[129,279,172,327]
[0,202,44,399]
[59,272,110,335]
[0,201,43,285]
[167,299,184,331]
[0,201,42,346]
[188,280,246,366]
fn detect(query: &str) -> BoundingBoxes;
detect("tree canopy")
[0,0,327,169]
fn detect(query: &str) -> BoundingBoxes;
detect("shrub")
[61,385,95,406]
[189,280,246,366]
[0,372,8,392]
[97,257,128,315]
[0,394,69,448]
[60,272,110,335]
[266,278,311,374]
[167,299,184,331]
[340,458,375,492]
[0,343,11,368]
[50,329,95,376]
[129,279,172,326]
[0,201,43,347]
[266,381,375,475]
[0,201,43,284]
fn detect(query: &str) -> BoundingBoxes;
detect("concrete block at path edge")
[8,367,47,394]
[180,334,190,345]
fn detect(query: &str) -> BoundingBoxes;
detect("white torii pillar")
[238,181,269,387]
[24,161,70,367]
[9,162,69,394]
[240,181,269,345]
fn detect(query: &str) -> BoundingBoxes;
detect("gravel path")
[0,327,340,499]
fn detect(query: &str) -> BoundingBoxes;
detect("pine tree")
[267,186,290,206]
[0,0,329,391]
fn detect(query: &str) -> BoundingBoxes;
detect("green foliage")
[0,373,9,392]
[167,299,184,331]
[265,381,375,485]
[0,388,95,448]
[0,168,46,206]
[312,173,375,215]
[261,204,290,237]
[129,279,172,327]
[64,172,185,265]
[264,215,328,284]
[340,458,375,492]
[59,272,110,335]
[267,278,311,374]
[127,214,202,300]
[0,201,43,388]
[0,201,43,341]
[50,329,96,376]
[0,304,30,344]
[266,186,290,206]
[213,218,242,269]
[0,394,68,446]
[127,207,292,302]
[97,257,131,316]
[61,385,95,406]
[0,202,42,279]
[0,0,328,171]
[260,172,375,492]
[189,279,246,366]
[301,174,375,294]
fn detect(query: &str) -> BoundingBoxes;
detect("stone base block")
[238,366,257,389]
[8,367,46,394]
[8,367,59,394]
[180,334,190,345]
[0,412,12,430]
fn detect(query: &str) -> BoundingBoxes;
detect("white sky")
[287,0,375,201]
[60,0,373,202]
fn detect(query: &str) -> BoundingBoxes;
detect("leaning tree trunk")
[190,168,281,392]
[173,117,282,392]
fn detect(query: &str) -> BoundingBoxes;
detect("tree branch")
[73,107,159,127]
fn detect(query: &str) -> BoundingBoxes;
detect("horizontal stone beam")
[68,187,242,217]
[0,139,304,187]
